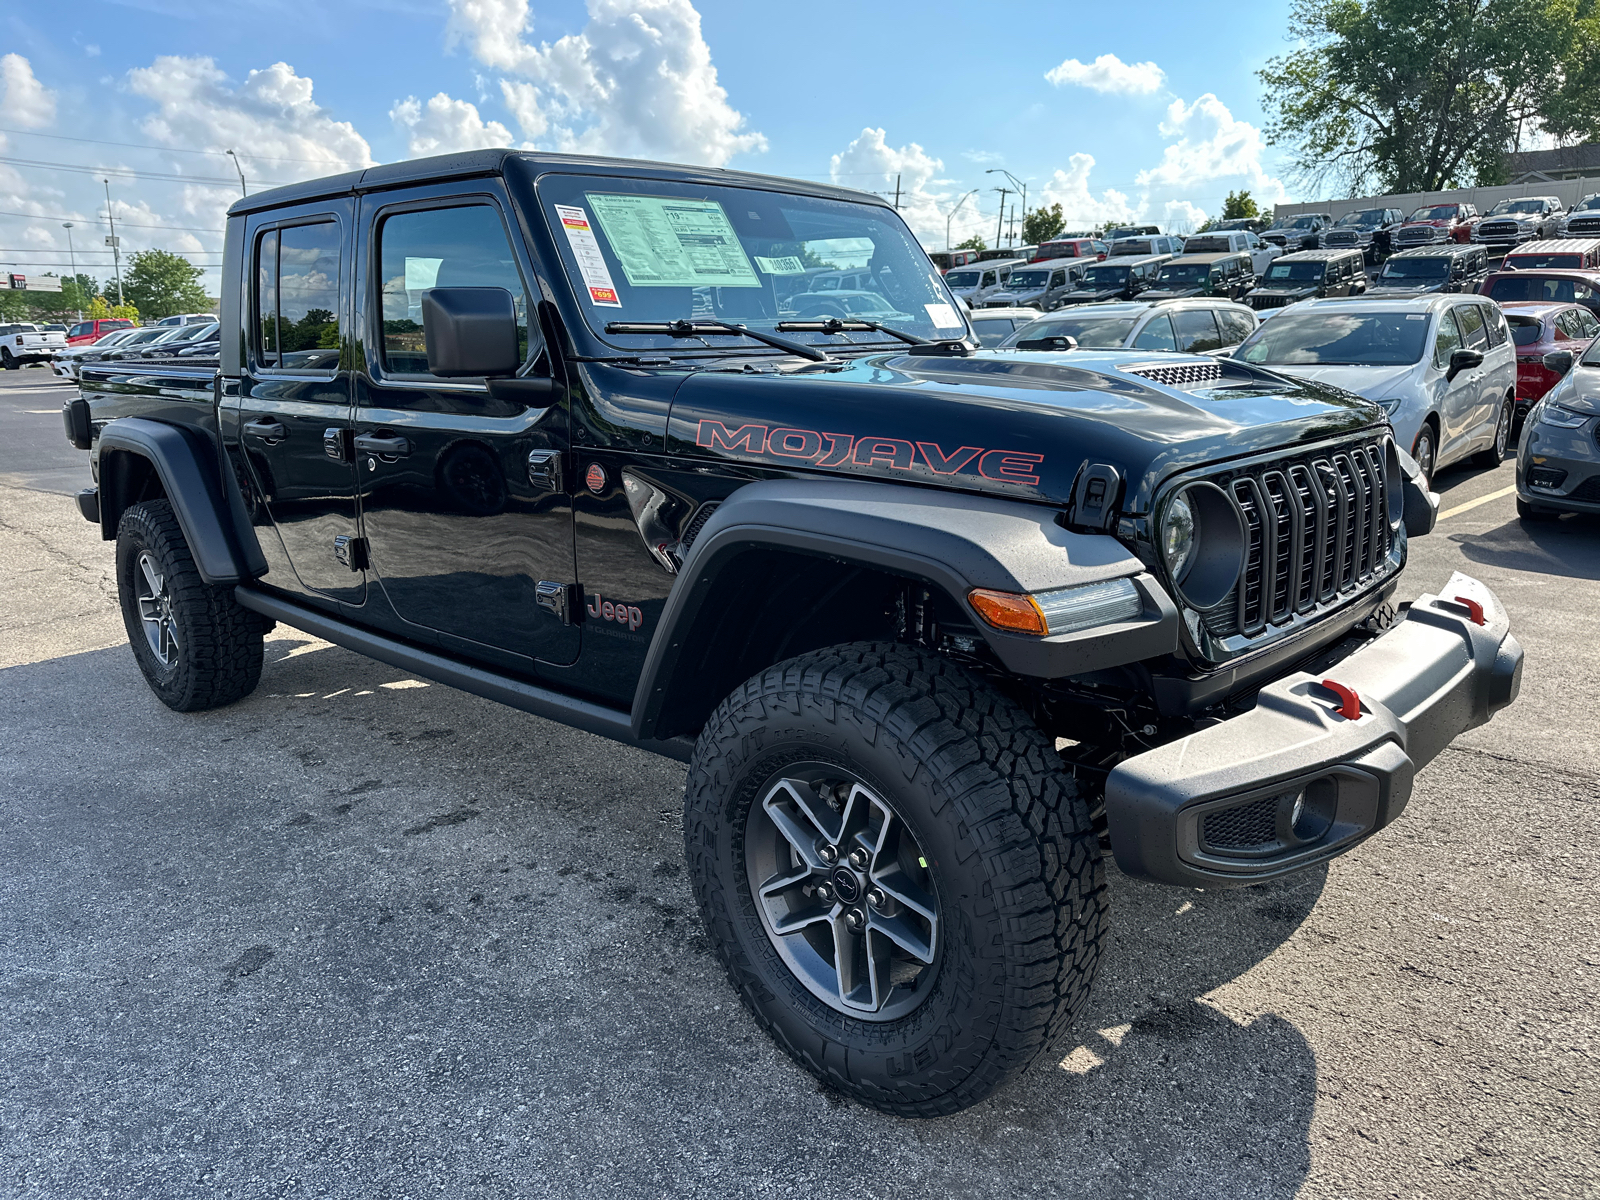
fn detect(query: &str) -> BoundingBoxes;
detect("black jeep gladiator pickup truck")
[64,149,1522,1117]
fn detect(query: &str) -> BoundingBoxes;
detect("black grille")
[1322,231,1359,246]
[1198,440,1395,641]
[1202,797,1279,850]
[1572,475,1600,502]
[1250,293,1291,310]
[1397,227,1438,245]
[1478,222,1520,238]
[1121,361,1223,387]
[1567,218,1600,235]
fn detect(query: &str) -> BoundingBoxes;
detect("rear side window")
[377,204,530,377]
[1481,305,1507,347]
[1456,304,1487,349]
[255,221,341,372]
[68,323,90,338]
[1433,309,1463,367]
[1173,308,1222,352]
[1217,308,1255,345]
[1505,315,1542,346]
[1132,314,1177,350]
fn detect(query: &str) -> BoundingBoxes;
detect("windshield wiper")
[604,319,834,363]
[774,317,932,346]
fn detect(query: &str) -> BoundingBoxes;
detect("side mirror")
[1543,349,1575,375]
[1446,347,1484,381]
[1015,335,1078,351]
[422,287,520,378]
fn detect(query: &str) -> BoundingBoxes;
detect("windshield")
[1576,196,1600,213]
[1000,315,1137,349]
[1157,262,1212,284]
[1505,252,1584,269]
[1237,309,1429,366]
[1337,210,1386,226]
[1379,257,1449,280]
[1504,314,1544,345]
[1409,206,1459,221]
[1490,200,1544,215]
[1005,269,1051,289]
[1081,265,1129,286]
[1488,275,1591,303]
[1265,262,1325,282]
[535,172,967,349]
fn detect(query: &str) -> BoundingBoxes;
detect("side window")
[254,221,341,372]
[1173,308,1223,352]
[68,323,89,338]
[1132,314,1177,350]
[1457,303,1487,349]
[1051,270,1066,288]
[1433,309,1463,368]
[1580,309,1600,337]
[1482,305,1507,347]
[1218,308,1255,345]
[1553,311,1577,341]
[377,205,531,377]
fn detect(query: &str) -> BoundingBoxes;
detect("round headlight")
[1161,494,1197,579]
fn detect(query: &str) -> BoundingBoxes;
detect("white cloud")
[1045,53,1165,96]
[1033,153,1138,230]
[1,54,56,129]
[391,93,513,158]
[1137,93,1285,203]
[445,0,765,167]
[829,127,972,248]
[1159,199,1208,234]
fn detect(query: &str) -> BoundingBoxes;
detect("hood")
[1405,219,1452,229]
[986,288,1044,303]
[1254,360,1418,400]
[1068,288,1130,305]
[1548,368,1600,415]
[1367,281,1442,295]
[662,350,1384,515]
[1142,286,1205,299]
[1251,284,1318,297]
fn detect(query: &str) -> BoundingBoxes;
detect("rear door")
[237,203,362,604]
[353,181,578,670]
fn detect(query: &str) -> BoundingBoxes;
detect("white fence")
[1272,176,1600,222]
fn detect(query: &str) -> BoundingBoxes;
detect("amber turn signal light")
[967,588,1047,635]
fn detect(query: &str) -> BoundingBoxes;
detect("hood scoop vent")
[1117,360,1224,387]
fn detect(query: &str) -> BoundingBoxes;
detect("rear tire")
[1,349,15,370]
[116,499,265,712]
[1473,398,1513,468]
[684,641,1106,1116]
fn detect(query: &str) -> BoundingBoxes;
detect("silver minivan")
[1231,294,1517,483]
[943,259,1027,307]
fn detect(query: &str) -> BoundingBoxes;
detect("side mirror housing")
[1543,349,1575,375]
[422,287,520,378]
[1446,347,1484,381]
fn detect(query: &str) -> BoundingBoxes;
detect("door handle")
[244,418,287,442]
[354,432,411,458]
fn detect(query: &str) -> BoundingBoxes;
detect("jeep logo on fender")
[587,593,644,632]
[695,420,1043,486]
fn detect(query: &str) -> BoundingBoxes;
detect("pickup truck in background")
[63,148,1523,1117]
[2,321,67,368]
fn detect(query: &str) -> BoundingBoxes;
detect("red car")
[65,318,135,346]
[1499,300,1600,425]
[1034,237,1108,263]
[1393,202,1480,250]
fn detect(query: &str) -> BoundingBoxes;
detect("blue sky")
[1,0,1301,293]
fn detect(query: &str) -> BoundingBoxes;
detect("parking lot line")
[1439,484,1516,521]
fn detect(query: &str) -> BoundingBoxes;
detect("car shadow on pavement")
[1450,512,1600,581]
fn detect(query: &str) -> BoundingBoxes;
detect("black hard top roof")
[1390,243,1481,258]
[1276,248,1365,261]
[228,148,884,218]
[1163,251,1246,264]
[1096,254,1172,266]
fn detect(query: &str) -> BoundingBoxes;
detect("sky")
[0,0,1303,298]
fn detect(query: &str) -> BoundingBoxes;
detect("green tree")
[955,234,986,251]
[122,249,208,321]
[1260,0,1600,195]
[1021,203,1066,246]
[1222,190,1260,220]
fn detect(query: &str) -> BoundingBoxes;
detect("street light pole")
[226,149,248,197]
[992,187,1009,251]
[986,169,1028,244]
[103,179,124,307]
[946,189,978,251]
[62,223,80,321]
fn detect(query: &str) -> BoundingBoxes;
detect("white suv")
[1231,294,1517,483]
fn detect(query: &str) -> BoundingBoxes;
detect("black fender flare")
[96,418,268,584]
[629,479,1179,741]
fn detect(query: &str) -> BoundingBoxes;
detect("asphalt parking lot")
[1,366,1596,1199]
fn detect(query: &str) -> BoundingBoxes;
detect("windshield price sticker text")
[696,420,1043,486]
[586,194,760,289]
[555,205,622,307]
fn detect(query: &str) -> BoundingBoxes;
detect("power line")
[0,207,224,234]
[0,154,288,188]
[0,126,370,167]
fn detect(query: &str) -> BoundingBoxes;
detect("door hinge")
[324,427,354,462]
[535,580,578,625]
[333,535,369,571]
[527,449,564,492]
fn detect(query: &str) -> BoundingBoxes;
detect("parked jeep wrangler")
[63,150,1522,1117]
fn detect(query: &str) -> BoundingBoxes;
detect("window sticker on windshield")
[924,303,961,329]
[585,193,760,289]
[404,257,443,291]
[753,255,805,275]
[554,205,622,307]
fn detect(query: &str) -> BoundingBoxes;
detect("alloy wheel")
[135,551,181,667]
[744,764,940,1021]
[1413,428,1436,485]
[1494,400,1511,458]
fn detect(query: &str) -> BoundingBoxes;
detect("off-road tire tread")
[116,499,264,711]
[684,640,1107,1117]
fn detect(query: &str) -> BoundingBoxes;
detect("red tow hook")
[1319,679,1363,721]
[1450,595,1487,626]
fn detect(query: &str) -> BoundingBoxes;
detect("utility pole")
[986,169,1028,243]
[946,188,978,251]
[992,187,1010,251]
[103,179,124,307]
[226,149,248,197]
[892,173,902,211]
[62,223,80,321]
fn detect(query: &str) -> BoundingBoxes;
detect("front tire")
[684,642,1106,1116]
[116,499,265,712]
[1412,424,1438,488]
[1473,398,1512,468]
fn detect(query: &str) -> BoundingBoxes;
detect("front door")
[238,204,362,605]
[353,185,579,669]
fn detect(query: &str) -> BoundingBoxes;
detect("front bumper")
[1518,423,1600,513]
[1106,571,1521,888]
